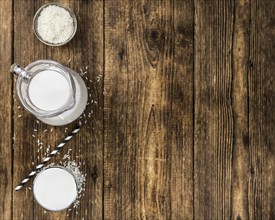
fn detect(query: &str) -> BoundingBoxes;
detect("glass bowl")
[33,2,77,46]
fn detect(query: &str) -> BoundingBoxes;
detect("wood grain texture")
[0,0,274,219]
[13,1,37,218]
[231,0,250,219]
[104,0,193,219]
[0,0,13,220]
[247,0,275,219]
[13,0,103,219]
[171,0,194,219]
[194,0,234,219]
[194,0,275,219]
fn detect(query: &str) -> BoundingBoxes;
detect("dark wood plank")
[194,0,235,219]
[171,0,194,219]
[13,1,37,218]
[247,0,275,219]
[104,0,193,219]
[0,0,13,219]
[13,0,103,219]
[5,0,275,219]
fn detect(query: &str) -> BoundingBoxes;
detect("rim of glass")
[16,60,76,117]
[33,166,78,212]
[33,2,77,46]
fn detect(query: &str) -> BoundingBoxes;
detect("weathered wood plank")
[104,1,170,218]
[104,0,193,219]
[13,0,103,219]
[0,0,13,219]
[194,0,234,219]
[231,0,250,219]
[247,0,275,219]
[171,0,194,219]
[4,0,275,219]
[13,0,37,217]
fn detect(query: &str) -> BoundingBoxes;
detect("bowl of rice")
[33,2,77,46]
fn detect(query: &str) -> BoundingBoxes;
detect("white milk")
[36,68,88,126]
[33,167,77,211]
[28,70,70,111]
[14,60,88,126]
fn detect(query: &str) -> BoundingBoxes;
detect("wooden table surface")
[0,0,274,219]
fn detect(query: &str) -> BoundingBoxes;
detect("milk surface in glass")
[28,70,70,111]
[33,167,77,211]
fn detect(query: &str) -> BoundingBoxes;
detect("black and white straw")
[15,126,81,191]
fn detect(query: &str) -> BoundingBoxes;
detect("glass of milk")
[11,60,88,126]
[33,166,78,211]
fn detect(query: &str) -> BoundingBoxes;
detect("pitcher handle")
[10,64,31,82]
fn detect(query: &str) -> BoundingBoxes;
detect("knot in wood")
[144,28,164,51]
[144,20,164,68]
[150,29,160,41]
[91,165,98,181]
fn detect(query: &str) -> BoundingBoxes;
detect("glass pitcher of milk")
[11,60,88,126]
